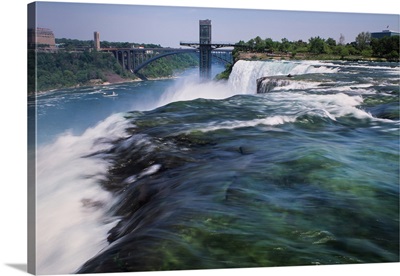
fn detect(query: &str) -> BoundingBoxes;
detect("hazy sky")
[32,1,399,48]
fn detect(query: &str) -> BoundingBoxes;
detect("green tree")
[247,38,255,51]
[293,40,308,54]
[63,70,76,85]
[326,38,337,47]
[253,36,265,52]
[371,36,399,61]
[337,45,349,59]
[386,50,399,61]
[346,44,359,56]
[355,32,371,51]
[279,38,291,53]
[308,36,327,54]
[264,38,275,52]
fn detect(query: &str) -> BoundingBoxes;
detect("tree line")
[234,32,399,61]
[55,38,162,51]
[29,48,198,92]
[28,50,128,92]
[141,53,198,78]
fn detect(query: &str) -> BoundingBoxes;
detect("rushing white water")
[189,91,371,134]
[157,74,237,106]
[36,113,130,274]
[156,60,340,106]
[229,60,339,93]
[194,116,298,132]
[34,59,397,274]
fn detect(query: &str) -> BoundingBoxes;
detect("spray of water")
[157,75,237,107]
[229,60,339,93]
[35,59,373,274]
[36,113,129,274]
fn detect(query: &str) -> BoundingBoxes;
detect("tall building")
[199,20,212,80]
[28,27,56,49]
[94,31,100,50]
[371,30,400,39]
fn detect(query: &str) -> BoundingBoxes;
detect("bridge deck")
[104,46,233,79]
[180,42,236,48]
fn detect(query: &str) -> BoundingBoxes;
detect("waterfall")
[228,60,339,94]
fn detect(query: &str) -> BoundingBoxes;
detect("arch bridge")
[101,20,239,79]
[103,47,233,79]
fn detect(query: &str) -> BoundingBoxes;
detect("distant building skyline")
[28,27,56,49]
[371,29,400,39]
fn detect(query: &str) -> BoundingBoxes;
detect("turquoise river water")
[29,60,399,274]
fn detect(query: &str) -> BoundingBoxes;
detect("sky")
[32,0,400,48]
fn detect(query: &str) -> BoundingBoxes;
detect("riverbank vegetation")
[28,50,130,92]
[55,38,162,51]
[29,41,199,93]
[140,53,198,79]
[215,32,399,80]
[233,32,399,62]
[235,32,399,61]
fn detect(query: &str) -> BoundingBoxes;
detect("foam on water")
[157,75,237,106]
[36,113,130,274]
[191,92,370,133]
[195,115,297,132]
[34,59,398,273]
[269,92,370,120]
[229,60,339,93]
[332,83,376,94]
[267,80,323,92]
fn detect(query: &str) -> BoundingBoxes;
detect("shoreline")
[237,52,391,62]
[30,75,181,96]
[30,57,393,96]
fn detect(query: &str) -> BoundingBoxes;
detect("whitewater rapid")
[36,114,130,274]
[33,59,399,274]
[229,60,339,93]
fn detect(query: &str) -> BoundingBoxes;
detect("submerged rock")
[256,73,334,94]
[256,76,291,94]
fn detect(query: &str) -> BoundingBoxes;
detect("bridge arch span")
[133,50,197,73]
[106,47,233,80]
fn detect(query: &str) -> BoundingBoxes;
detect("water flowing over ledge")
[228,60,339,93]
[33,60,399,274]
